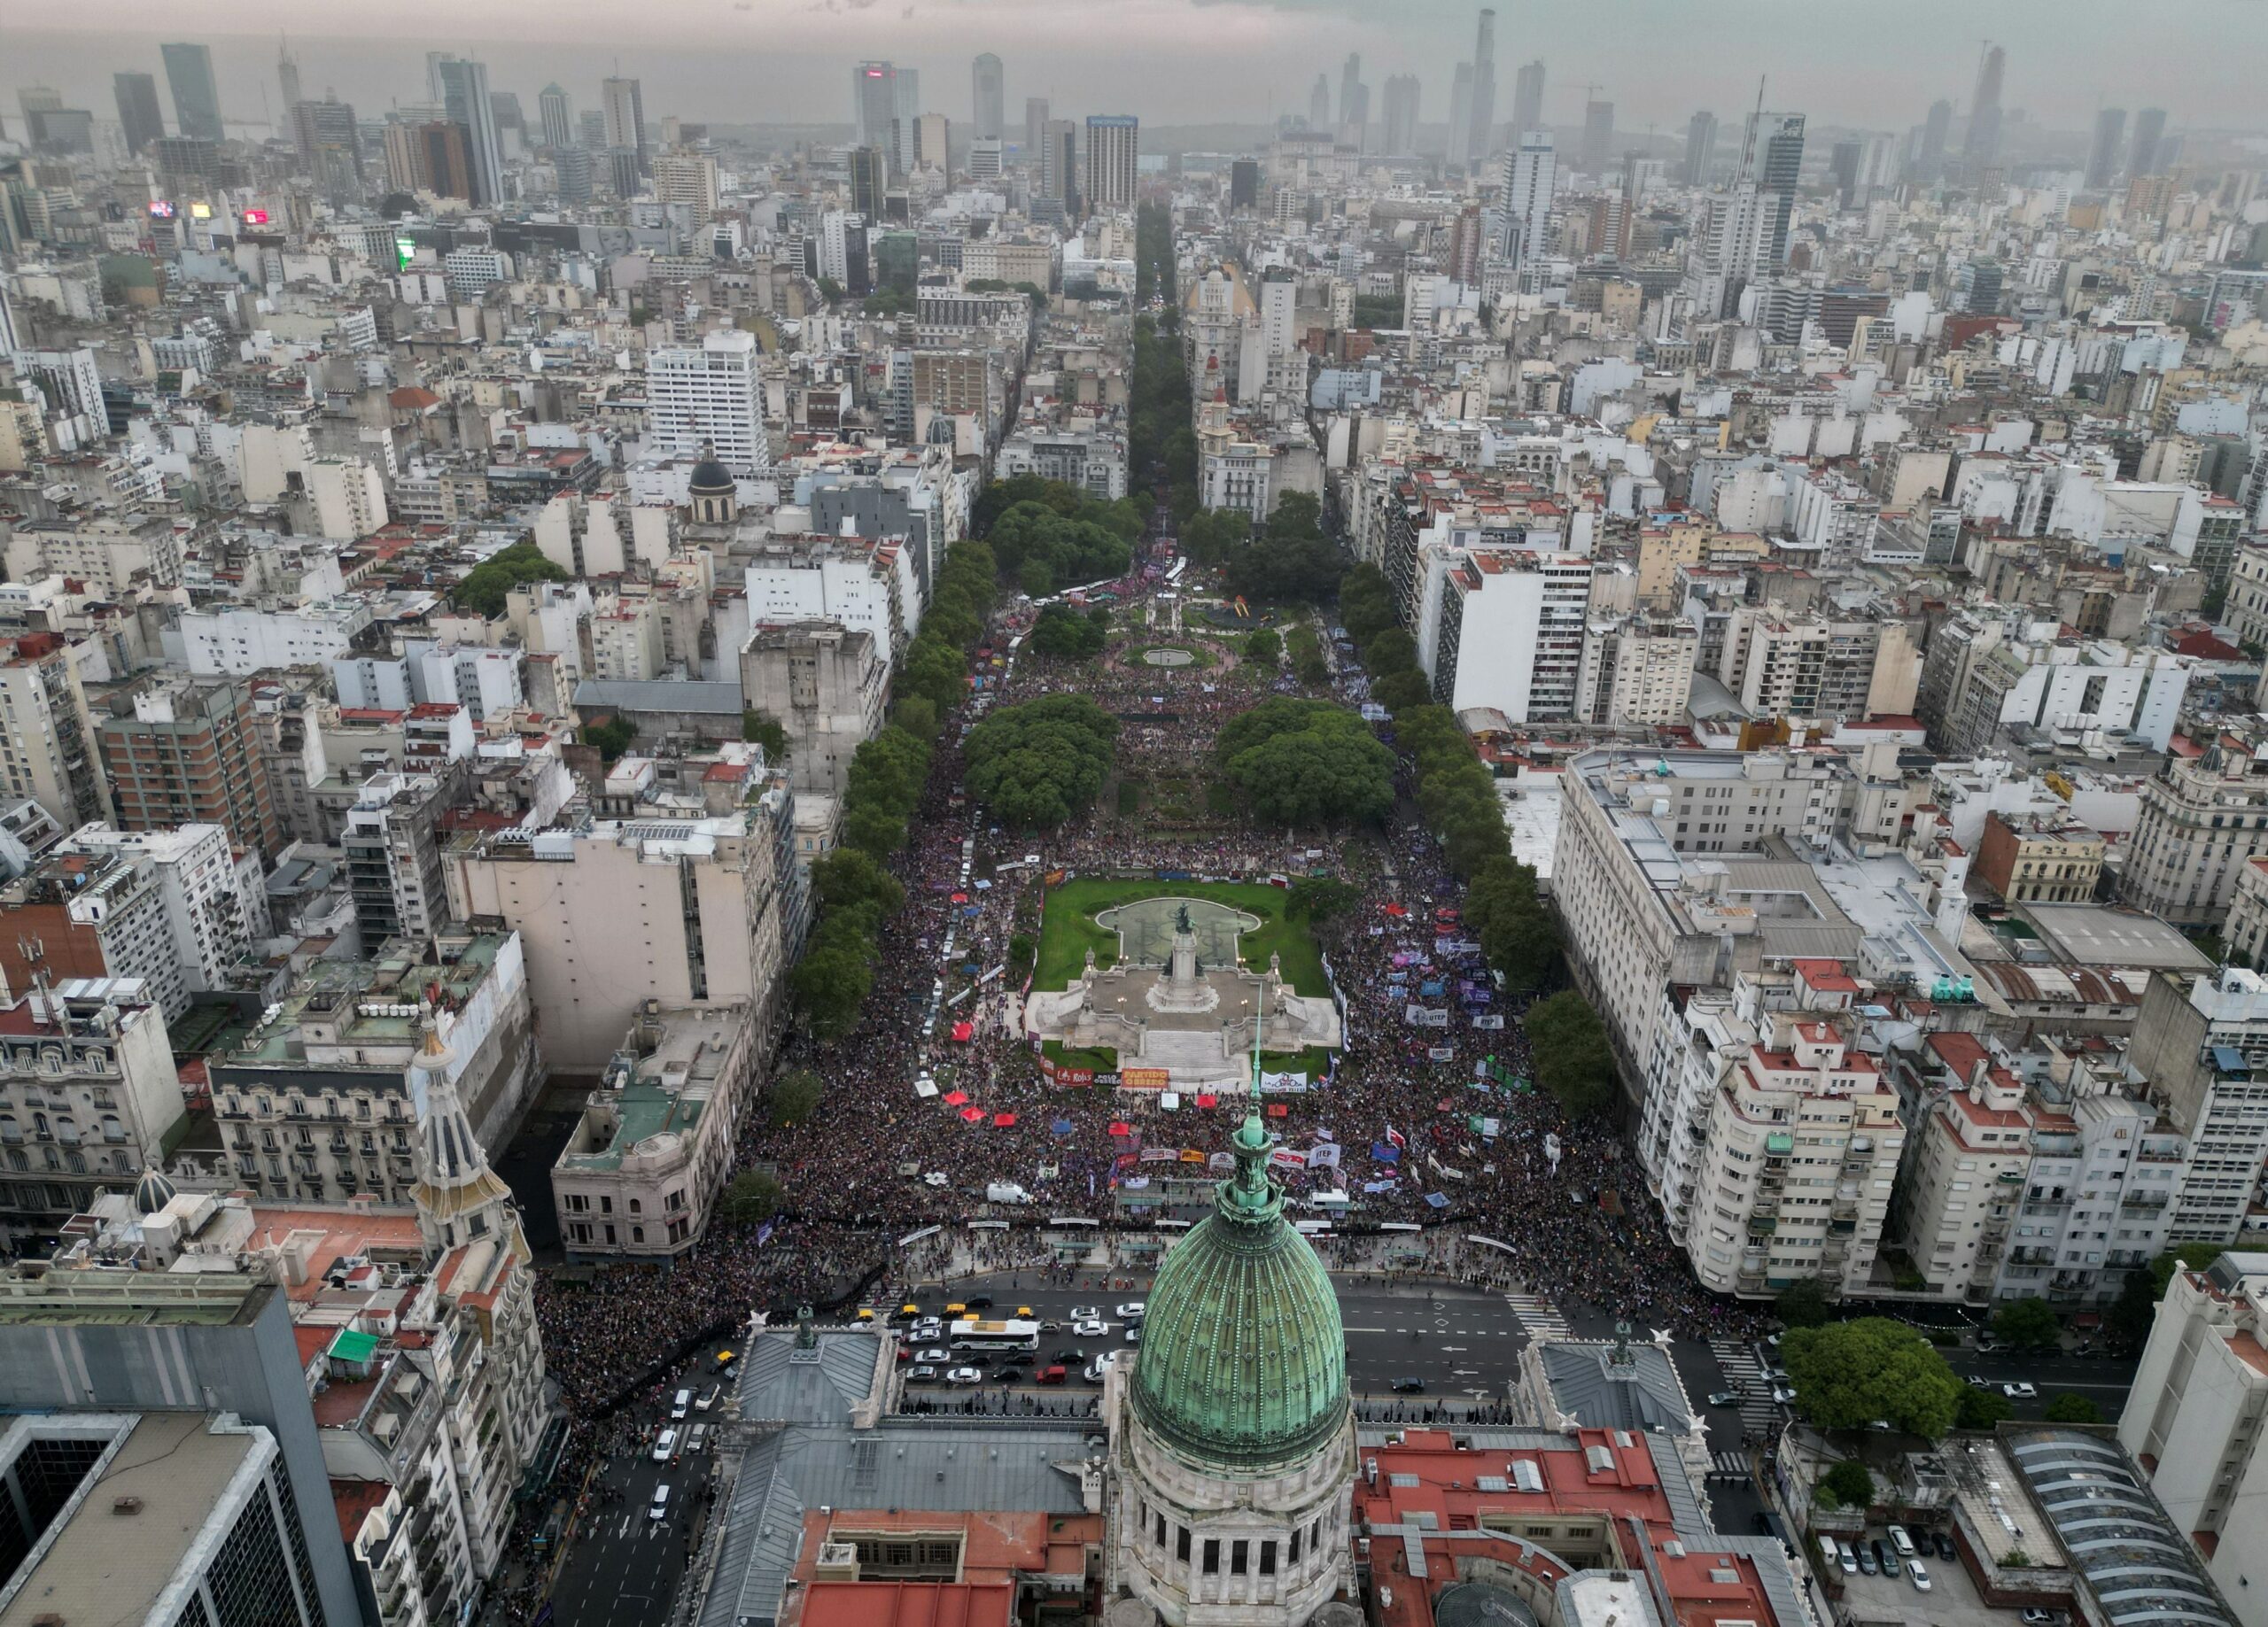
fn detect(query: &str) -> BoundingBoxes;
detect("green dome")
[1130,1112,1349,1472]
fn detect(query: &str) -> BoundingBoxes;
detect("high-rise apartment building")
[409,119,472,199]
[1041,119,1078,205]
[915,111,948,171]
[437,57,503,205]
[2132,968,2268,1244]
[2129,105,2169,178]
[652,149,720,218]
[1084,113,1138,210]
[602,74,647,174]
[113,71,164,153]
[1580,98,1615,176]
[647,329,769,476]
[538,82,574,149]
[1447,63,1474,167]
[1683,110,1718,184]
[1023,95,1048,162]
[1510,58,1545,140]
[97,674,283,861]
[0,634,108,833]
[160,42,222,141]
[1464,8,1496,167]
[1498,130,1556,271]
[1381,74,1419,155]
[972,53,1004,141]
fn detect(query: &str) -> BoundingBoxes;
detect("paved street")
[548,1389,708,1627]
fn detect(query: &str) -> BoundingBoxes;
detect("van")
[1035,1365,1068,1384]
[649,1484,671,1522]
[671,1388,692,1420]
[1887,1525,1916,1559]
[652,1429,678,1463]
[1818,1536,1838,1573]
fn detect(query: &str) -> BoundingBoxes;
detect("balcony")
[2121,1192,2171,1213]
[1747,1216,1779,1236]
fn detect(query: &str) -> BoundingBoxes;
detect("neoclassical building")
[1105,1106,1357,1625]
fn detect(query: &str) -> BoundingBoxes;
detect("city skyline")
[6,0,2264,139]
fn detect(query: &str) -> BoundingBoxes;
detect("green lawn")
[1034,877,1329,998]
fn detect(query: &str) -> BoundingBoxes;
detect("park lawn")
[1035,877,1331,998]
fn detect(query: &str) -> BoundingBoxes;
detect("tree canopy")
[1225,492,1345,603]
[1781,1318,1964,1437]
[1524,992,1616,1118]
[1775,1278,1834,1329]
[1816,1460,1875,1510]
[1464,856,1559,990]
[987,500,1134,596]
[767,1069,825,1128]
[581,716,636,762]
[963,694,1119,828]
[1214,698,1394,826]
[455,541,569,617]
[717,1169,784,1226]
[2043,1392,2102,1424]
[1992,1297,2062,1351]
[1028,602,1109,661]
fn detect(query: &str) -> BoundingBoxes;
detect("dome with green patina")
[1129,1111,1349,1472]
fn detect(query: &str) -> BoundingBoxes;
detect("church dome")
[133,1168,178,1216]
[687,457,734,498]
[1129,1112,1348,1473]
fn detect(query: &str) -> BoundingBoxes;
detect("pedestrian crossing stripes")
[1503,1293,1572,1341]
[1710,1338,1782,1432]
[1707,1450,1752,1481]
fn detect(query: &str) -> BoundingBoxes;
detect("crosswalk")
[1707,1450,1753,1481]
[1710,1338,1782,1433]
[1503,1293,1572,1341]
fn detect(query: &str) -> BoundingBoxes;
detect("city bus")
[948,1317,1041,1354]
[1165,559,1187,585]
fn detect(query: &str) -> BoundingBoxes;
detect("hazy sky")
[6,0,2265,141]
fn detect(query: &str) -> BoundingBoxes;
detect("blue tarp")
[1371,1143,1402,1163]
[1425,1192,1449,1209]
[1051,1118,1076,1135]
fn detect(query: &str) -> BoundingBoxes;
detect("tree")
[767,1069,825,1127]
[1029,602,1107,660]
[455,541,569,617]
[1815,1459,1875,1511]
[815,275,844,306]
[1992,1298,2062,1352]
[812,847,905,924]
[1775,1279,1834,1329]
[892,695,940,740]
[743,710,788,757]
[1286,876,1361,923]
[581,717,636,762]
[1338,563,1398,645]
[1464,857,1557,989]
[1007,934,1037,978]
[1780,1318,1964,1438]
[1285,624,1329,685]
[791,939,872,1041]
[2106,1267,2162,1357]
[1524,992,1616,1119]
[1245,628,1281,666]
[2043,1392,2102,1424]
[1957,1385,2014,1429]
[843,803,908,858]
[717,1170,784,1226]
[1365,626,1419,675]
[897,634,971,716]
[1215,699,1394,827]
[1372,670,1432,712]
[963,695,1119,829]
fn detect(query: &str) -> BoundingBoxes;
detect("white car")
[671,1388,692,1420]
[1907,1560,1933,1592]
[652,1429,678,1462]
[1070,1305,1102,1321]
[917,1347,950,1364]
[946,1366,985,1385]
[1770,1384,1798,1405]
[2002,1382,2038,1399]
[1073,1319,1107,1337]
[649,1484,671,1522]
[1116,1301,1146,1321]
[907,1365,940,1383]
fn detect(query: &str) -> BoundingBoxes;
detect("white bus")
[948,1317,1041,1354]
[1165,559,1187,585]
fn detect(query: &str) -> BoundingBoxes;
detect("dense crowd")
[531,535,1768,1481]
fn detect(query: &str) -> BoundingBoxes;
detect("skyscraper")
[1744,110,1806,266]
[602,76,647,174]
[113,72,164,154]
[1499,130,1556,273]
[1965,43,2005,167]
[1683,111,1718,185]
[538,84,573,151]
[1915,97,1952,180]
[1309,75,1332,131]
[1084,113,1138,210]
[1381,74,1420,156]
[1510,59,1545,140]
[276,40,302,115]
[1041,119,1077,206]
[439,58,504,206]
[2128,106,2168,179]
[1339,53,1367,135]
[1581,99,1615,177]
[1448,63,1474,167]
[854,62,898,171]
[647,330,768,476]
[893,69,921,177]
[972,53,1004,142]
[1829,138,1862,207]
[2085,106,2126,190]
[1024,96,1048,162]
[160,42,222,142]
[849,145,886,220]
[1465,8,1496,167]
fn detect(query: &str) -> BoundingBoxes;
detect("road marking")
[1442,1345,1467,1352]
[1344,1326,1388,1333]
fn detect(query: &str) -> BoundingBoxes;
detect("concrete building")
[97,674,284,861]
[2125,725,2268,926]
[553,998,757,1258]
[208,929,537,1201]
[739,623,887,799]
[1972,810,2106,905]
[0,633,110,833]
[59,822,268,998]
[1892,1029,2037,1305]
[1574,614,1699,726]
[2224,856,2268,970]
[181,600,375,677]
[0,846,193,1019]
[2131,968,2268,1245]
[307,457,390,538]
[1714,608,1917,724]
[647,330,770,477]
[3,513,184,596]
[341,770,456,946]
[1084,114,1138,210]
[447,800,791,1072]
[1416,550,1593,723]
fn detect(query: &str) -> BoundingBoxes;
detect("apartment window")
[1202,1538,1220,1575]
[1260,1540,1278,1576]
[1231,1539,1248,1576]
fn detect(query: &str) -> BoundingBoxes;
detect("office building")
[411,119,472,199]
[97,675,284,861]
[1683,110,1718,184]
[848,143,886,220]
[1510,58,1544,141]
[160,41,222,141]
[1447,62,1474,167]
[2129,105,2169,178]
[1580,97,1615,177]
[602,74,647,174]
[1966,43,2006,167]
[854,61,898,171]
[740,623,888,800]
[1085,113,1138,210]
[1338,52,1368,143]
[2086,106,2127,190]
[1230,157,1260,210]
[437,57,503,205]
[1464,7,1496,166]
[1380,74,1419,155]
[113,71,164,153]
[290,97,362,196]
[653,149,720,217]
[972,52,1004,141]
[1499,130,1555,270]
[647,329,769,476]
[915,110,948,171]
[1040,119,1078,205]
[1024,95,1048,162]
[538,82,574,150]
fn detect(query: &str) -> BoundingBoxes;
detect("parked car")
[652,1429,678,1463]
[649,1484,671,1522]
[2002,1382,2039,1398]
[1931,1531,1956,1562]
[1855,1545,1877,1576]
[1907,1560,1932,1592]
[1887,1526,1916,1559]
[946,1366,985,1385]
[1873,1539,1899,1577]
[1706,1391,1743,1408]
[1834,1539,1856,1575]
